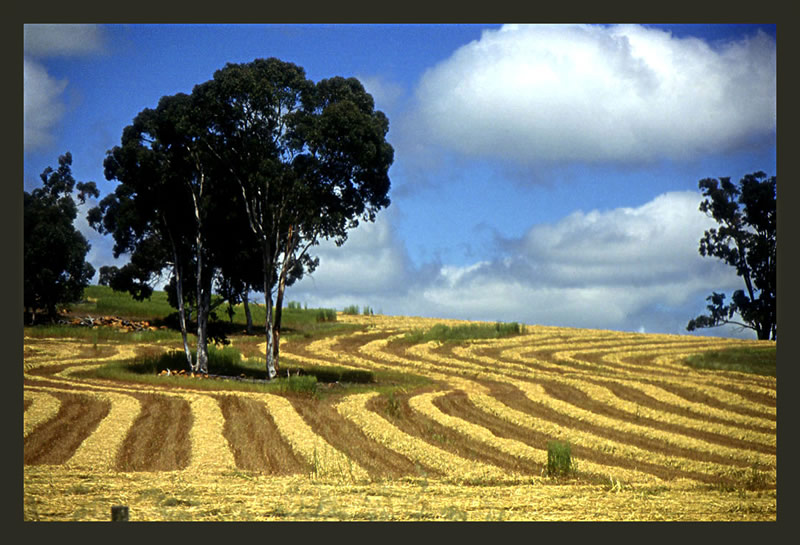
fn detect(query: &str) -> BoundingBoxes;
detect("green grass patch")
[76,344,427,398]
[683,345,776,376]
[402,321,526,344]
[72,285,175,320]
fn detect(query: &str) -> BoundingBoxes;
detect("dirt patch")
[115,394,192,471]
[289,397,422,479]
[364,391,541,478]
[24,392,110,465]
[217,395,309,474]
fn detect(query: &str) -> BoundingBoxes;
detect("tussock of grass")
[402,322,526,344]
[546,440,574,478]
[684,346,776,376]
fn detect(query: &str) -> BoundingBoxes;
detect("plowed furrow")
[217,395,308,474]
[24,390,61,437]
[432,390,709,484]
[475,379,772,473]
[369,392,540,476]
[115,394,192,471]
[24,392,110,466]
[585,377,776,431]
[535,379,774,455]
[634,380,776,421]
[289,398,421,479]
[336,392,511,483]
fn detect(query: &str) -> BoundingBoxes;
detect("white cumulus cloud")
[23,24,107,152]
[285,190,747,336]
[410,24,776,165]
[24,58,68,151]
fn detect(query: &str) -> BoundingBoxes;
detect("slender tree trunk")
[195,275,211,375]
[273,278,285,363]
[262,243,278,379]
[272,225,295,364]
[194,239,211,374]
[173,261,194,371]
[243,291,253,335]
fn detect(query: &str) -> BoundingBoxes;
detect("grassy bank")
[683,345,776,376]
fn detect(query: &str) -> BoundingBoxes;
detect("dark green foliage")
[342,305,360,315]
[688,172,776,340]
[546,440,574,477]
[24,152,99,324]
[284,365,374,384]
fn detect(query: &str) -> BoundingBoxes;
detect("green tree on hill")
[24,152,99,324]
[89,57,393,379]
[688,171,776,340]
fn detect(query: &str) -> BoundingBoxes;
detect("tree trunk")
[194,242,211,375]
[272,225,296,365]
[243,291,253,335]
[262,244,278,380]
[273,270,287,364]
[172,257,194,371]
[195,282,210,375]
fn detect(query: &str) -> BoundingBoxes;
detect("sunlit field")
[23,296,776,521]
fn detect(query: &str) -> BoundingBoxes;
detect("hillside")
[23,288,777,521]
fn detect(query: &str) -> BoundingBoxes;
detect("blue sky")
[23,23,777,338]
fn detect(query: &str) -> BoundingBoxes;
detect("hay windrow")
[24,314,776,520]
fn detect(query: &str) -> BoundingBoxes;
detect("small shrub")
[546,440,574,477]
[362,306,374,316]
[287,301,303,311]
[342,305,360,315]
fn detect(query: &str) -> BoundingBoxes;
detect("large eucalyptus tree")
[89,93,218,372]
[196,58,393,377]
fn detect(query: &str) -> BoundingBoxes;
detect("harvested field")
[23,313,777,521]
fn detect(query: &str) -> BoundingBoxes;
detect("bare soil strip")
[534,377,774,455]
[472,379,768,480]
[432,389,718,485]
[115,393,193,471]
[366,392,541,477]
[586,378,775,433]
[24,392,110,466]
[289,397,422,479]
[217,394,309,474]
[627,379,775,422]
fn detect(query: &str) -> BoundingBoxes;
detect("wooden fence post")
[111,505,129,521]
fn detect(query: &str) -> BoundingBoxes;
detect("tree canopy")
[88,57,393,376]
[687,171,776,340]
[24,152,99,324]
